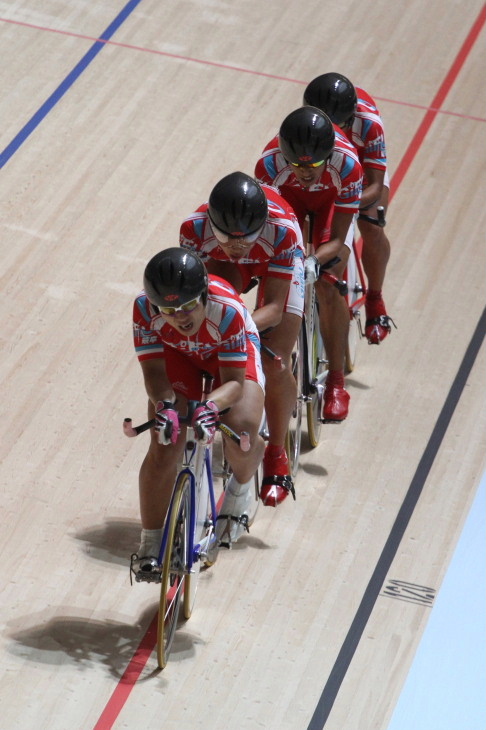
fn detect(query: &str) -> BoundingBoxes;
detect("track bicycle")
[243,214,371,481]
[254,331,302,485]
[345,206,390,371]
[123,373,254,669]
[301,204,389,419]
[278,206,389,477]
[285,208,385,475]
[254,268,346,479]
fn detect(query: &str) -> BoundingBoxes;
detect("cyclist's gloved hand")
[191,400,219,444]
[155,401,180,445]
[304,255,320,284]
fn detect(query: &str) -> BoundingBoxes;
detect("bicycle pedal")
[134,570,162,584]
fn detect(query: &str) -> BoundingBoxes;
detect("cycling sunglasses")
[290,159,325,168]
[211,223,263,245]
[158,295,202,316]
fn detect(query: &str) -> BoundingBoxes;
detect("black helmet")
[303,73,357,126]
[143,248,208,308]
[278,107,335,165]
[208,172,268,238]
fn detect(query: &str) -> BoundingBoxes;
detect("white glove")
[304,255,320,284]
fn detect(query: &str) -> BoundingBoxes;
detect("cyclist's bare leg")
[214,380,265,546]
[357,187,395,343]
[262,311,302,447]
[222,379,265,483]
[358,186,390,292]
[314,253,349,372]
[314,250,352,421]
[138,396,187,530]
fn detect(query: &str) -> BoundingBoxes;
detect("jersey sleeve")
[354,89,387,172]
[263,185,302,279]
[254,135,281,185]
[361,122,387,171]
[267,225,299,279]
[179,207,211,261]
[205,287,250,369]
[218,328,248,368]
[328,147,363,214]
[132,294,165,361]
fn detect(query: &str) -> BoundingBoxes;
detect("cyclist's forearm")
[141,360,176,406]
[314,240,345,267]
[359,182,382,210]
[251,302,283,331]
[210,379,244,412]
[145,384,177,407]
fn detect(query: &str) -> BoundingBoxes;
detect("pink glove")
[191,400,219,444]
[155,401,180,445]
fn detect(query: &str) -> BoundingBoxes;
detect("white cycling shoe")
[130,528,163,582]
[215,475,254,549]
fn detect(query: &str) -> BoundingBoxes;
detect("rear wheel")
[344,243,364,374]
[306,300,327,448]
[157,474,190,669]
[345,311,361,374]
[285,328,303,478]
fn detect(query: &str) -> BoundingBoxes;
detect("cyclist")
[130,248,265,579]
[255,106,363,422]
[303,72,394,344]
[180,171,304,507]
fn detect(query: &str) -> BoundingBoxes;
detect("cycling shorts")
[162,337,264,400]
[243,254,305,319]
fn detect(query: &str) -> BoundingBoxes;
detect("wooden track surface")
[1,2,485,729]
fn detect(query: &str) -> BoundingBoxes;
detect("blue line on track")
[0,0,143,169]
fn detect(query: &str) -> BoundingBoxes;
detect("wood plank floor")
[1,2,485,729]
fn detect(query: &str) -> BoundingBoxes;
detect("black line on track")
[307,305,486,730]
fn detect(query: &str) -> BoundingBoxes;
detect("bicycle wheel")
[157,473,191,669]
[185,451,213,607]
[248,461,262,525]
[285,327,303,478]
[306,298,327,448]
[344,243,364,374]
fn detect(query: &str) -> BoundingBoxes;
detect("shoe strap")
[262,475,296,500]
[365,314,397,331]
[216,513,250,532]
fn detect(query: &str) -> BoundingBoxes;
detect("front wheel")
[157,474,191,669]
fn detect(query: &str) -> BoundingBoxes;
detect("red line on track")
[390,4,486,199]
[1,15,485,123]
[92,613,158,730]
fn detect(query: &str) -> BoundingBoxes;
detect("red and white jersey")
[255,128,363,224]
[133,275,260,369]
[179,184,303,282]
[343,87,387,174]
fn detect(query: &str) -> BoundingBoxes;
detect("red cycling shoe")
[365,292,396,344]
[322,382,350,422]
[261,445,295,507]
